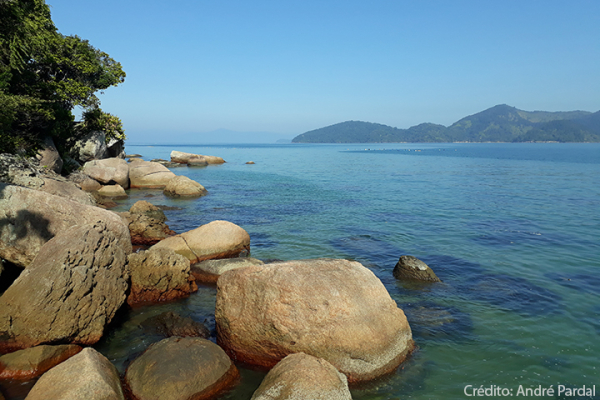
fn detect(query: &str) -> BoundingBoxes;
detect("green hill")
[291,105,600,143]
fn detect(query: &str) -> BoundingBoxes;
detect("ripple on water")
[401,301,475,343]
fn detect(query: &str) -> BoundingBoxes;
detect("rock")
[106,138,125,159]
[125,154,142,158]
[152,220,250,264]
[140,312,209,338]
[0,184,131,268]
[117,200,174,245]
[393,255,441,282]
[170,150,225,165]
[81,177,103,191]
[129,160,176,188]
[251,353,352,400]
[0,344,82,380]
[125,337,238,400]
[83,158,130,188]
[163,176,208,198]
[127,248,197,306]
[0,221,130,352]
[246,161,255,164]
[191,257,264,284]
[215,258,414,383]
[187,157,208,167]
[36,136,63,174]
[26,177,95,206]
[97,184,128,199]
[127,157,143,163]
[70,131,108,163]
[25,348,124,400]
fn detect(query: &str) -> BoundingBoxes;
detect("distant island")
[291,104,600,143]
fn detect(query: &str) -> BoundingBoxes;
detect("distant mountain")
[291,105,600,143]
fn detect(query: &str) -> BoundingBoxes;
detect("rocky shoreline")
[0,144,440,399]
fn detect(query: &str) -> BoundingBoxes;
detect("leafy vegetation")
[292,105,600,143]
[0,0,125,154]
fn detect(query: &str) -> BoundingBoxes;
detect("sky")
[46,0,600,143]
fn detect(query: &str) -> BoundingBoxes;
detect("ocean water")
[4,143,598,399]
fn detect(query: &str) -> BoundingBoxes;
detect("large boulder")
[0,344,82,380]
[25,348,124,400]
[70,131,108,163]
[125,337,238,400]
[170,150,225,165]
[117,200,174,245]
[215,258,414,383]
[129,160,176,188]
[251,353,352,400]
[393,255,441,282]
[36,136,63,174]
[163,175,208,198]
[191,257,264,284]
[152,220,250,264]
[83,158,130,189]
[127,248,198,306]
[0,184,131,268]
[0,221,130,353]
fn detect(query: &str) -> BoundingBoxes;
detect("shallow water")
[4,143,600,399]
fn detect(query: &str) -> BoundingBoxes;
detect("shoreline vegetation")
[0,148,426,399]
[291,104,600,144]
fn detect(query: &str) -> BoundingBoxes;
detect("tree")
[0,0,125,154]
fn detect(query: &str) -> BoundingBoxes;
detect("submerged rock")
[152,220,250,264]
[393,255,441,282]
[25,348,124,400]
[191,257,264,284]
[251,353,352,400]
[0,344,82,380]
[140,312,209,339]
[127,248,197,306]
[0,184,131,268]
[0,221,130,352]
[125,337,238,400]
[163,175,208,198]
[215,258,414,383]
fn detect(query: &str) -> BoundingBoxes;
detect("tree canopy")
[0,0,125,154]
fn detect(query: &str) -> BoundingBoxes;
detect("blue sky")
[47,0,600,143]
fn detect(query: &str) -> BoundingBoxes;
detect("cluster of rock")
[0,145,446,400]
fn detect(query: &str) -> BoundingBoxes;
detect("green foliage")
[0,0,125,155]
[82,108,126,142]
[292,105,600,144]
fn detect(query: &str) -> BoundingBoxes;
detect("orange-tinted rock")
[191,257,264,284]
[117,200,175,245]
[0,345,81,380]
[215,258,414,383]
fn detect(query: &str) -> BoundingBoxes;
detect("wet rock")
[246,161,255,164]
[125,154,142,158]
[83,158,129,189]
[215,258,414,383]
[25,348,124,400]
[70,131,108,164]
[152,220,250,264]
[251,353,352,400]
[127,248,197,306]
[393,255,441,282]
[0,184,131,268]
[117,200,174,245]
[129,160,176,188]
[191,257,264,284]
[140,312,209,338]
[0,344,82,380]
[36,136,63,174]
[96,184,127,199]
[125,337,238,400]
[163,176,208,198]
[187,158,208,167]
[0,221,130,352]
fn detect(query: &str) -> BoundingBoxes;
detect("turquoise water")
[8,143,598,399]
